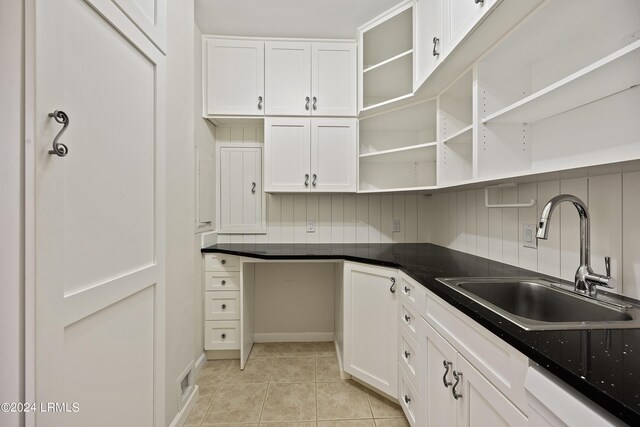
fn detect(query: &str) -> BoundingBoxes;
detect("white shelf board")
[357,185,438,194]
[360,93,415,115]
[364,49,413,73]
[483,40,640,124]
[359,141,437,159]
[359,144,436,164]
[441,124,472,144]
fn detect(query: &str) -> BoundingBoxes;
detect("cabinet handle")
[404,314,411,322]
[221,280,226,286]
[442,360,453,388]
[304,173,309,187]
[452,371,463,400]
[312,173,317,187]
[305,96,310,110]
[221,259,226,265]
[389,277,396,293]
[312,96,317,110]
[432,37,440,56]
[48,110,70,157]
[258,96,263,110]
[251,182,256,194]
[404,286,411,295]
[221,304,227,310]
[404,350,410,359]
[221,333,227,339]
[404,395,411,404]
[475,0,484,3]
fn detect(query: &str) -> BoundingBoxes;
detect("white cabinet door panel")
[312,43,357,116]
[414,0,442,89]
[443,0,496,57]
[423,320,458,427]
[205,39,264,116]
[310,118,357,192]
[265,42,311,116]
[264,118,311,192]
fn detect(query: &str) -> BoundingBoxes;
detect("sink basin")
[436,278,640,331]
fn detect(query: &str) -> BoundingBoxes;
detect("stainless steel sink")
[436,278,640,331]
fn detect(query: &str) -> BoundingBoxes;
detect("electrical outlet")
[392,219,401,233]
[306,219,316,233]
[523,223,537,249]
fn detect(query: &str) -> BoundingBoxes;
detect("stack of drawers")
[204,254,241,350]
[397,274,427,427]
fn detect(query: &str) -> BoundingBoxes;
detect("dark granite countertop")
[202,243,640,425]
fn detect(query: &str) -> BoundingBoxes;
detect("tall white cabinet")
[264,118,357,192]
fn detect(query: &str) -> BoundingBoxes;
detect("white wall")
[165,0,196,424]
[427,172,640,298]
[0,1,24,426]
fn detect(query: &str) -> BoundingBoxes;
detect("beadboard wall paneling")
[427,172,638,297]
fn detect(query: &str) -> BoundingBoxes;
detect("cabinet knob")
[404,395,411,404]
[221,304,227,310]
[433,37,440,56]
[442,360,453,388]
[221,280,226,286]
[404,351,410,359]
[312,96,317,110]
[389,277,396,293]
[221,259,226,265]
[257,96,263,110]
[221,333,227,339]
[452,371,463,400]
[305,96,310,110]
[404,314,411,322]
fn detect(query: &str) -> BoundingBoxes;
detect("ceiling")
[194,0,404,39]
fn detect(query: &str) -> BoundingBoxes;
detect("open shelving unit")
[476,0,640,181]
[359,99,438,192]
[359,1,414,112]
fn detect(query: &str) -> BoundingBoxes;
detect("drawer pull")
[452,371,463,400]
[221,280,226,286]
[404,314,411,322]
[404,350,410,359]
[404,286,411,295]
[221,333,227,340]
[389,277,396,294]
[403,395,411,404]
[442,360,453,388]
[221,259,226,265]
[221,304,227,310]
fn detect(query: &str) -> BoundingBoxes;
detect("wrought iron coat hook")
[48,110,70,157]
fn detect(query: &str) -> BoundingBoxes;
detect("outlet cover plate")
[523,223,537,249]
[392,219,401,233]
[307,220,316,233]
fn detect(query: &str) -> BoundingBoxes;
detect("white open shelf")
[364,49,413,74]
[362,5,413,68]
[362,52,413,109]
[360,143,437,164]
[441,124,472,145]
[439,70,473,139]
[483,40,640,124]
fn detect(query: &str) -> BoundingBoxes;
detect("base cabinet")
[343,262,399,398]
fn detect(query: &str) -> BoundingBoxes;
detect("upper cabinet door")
[442,0,495,57]
[264,118,311,192]
[312,43,357,116]
[265,42,312,116]
[310,119,357,192]
[205,39,264,116]
[414,0,442,90]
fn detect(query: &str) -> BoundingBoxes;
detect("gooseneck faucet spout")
[536,194,615,297]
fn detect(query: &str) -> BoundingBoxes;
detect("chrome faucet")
[536,194,615,297]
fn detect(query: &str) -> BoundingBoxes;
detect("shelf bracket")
[484,183,536,208]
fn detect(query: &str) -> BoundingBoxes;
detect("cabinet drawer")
[399,365,421,427]
[424,290,529,412]
[399,299,420,340]
[205,272,240,291]
[399,274,427,314]
[204,254,240,272]
[204,320,240,350]
[399,328,422,392]
[205,291,240,321]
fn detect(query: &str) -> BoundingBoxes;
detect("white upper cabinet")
[265,41,356,116]
[442,0,496,58]
[204,38,264,116]
[414,0,442,90]
[312,43,357,116]
[217,145,266,233]
[265,42,311,116]
[264,117,357,193]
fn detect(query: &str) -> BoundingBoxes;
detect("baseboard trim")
[194,352,206,379]
[169,385,199,427]
[254,332,335,343]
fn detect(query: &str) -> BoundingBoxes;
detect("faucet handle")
[605,256,611,277]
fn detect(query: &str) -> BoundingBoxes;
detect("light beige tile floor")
[185,342,409,427]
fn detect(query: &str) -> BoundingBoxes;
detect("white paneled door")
[28,0,165,426]
[310,119,357,192]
